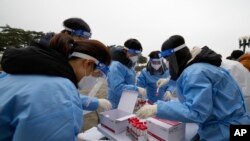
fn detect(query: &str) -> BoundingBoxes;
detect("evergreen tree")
[0,25,45,53]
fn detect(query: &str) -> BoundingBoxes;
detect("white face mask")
[151,64,161,70]
[78,75,97,91]
[129,56,139,63]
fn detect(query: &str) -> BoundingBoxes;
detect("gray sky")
[1,0,250,58]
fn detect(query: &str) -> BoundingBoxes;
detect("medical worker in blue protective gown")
[0,17,112,112]
[137,50,176,103]
[107,39,147,109]
[136,35,250,141]
[0,33,112,141]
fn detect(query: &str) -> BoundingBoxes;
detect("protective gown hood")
[1,45,78,87]
[186,46,222,68]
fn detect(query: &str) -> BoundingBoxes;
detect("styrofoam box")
[100,90,138,134]
[147,117,186,141]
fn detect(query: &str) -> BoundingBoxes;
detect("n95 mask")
[151,64,161,70]
[129,56,139,63]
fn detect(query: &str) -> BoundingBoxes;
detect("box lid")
[117,90,138,113]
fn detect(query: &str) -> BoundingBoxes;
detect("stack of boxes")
[147,117,186,141]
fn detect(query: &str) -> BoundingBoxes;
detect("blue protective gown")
[137,68,175,103]
[156,63,250,141]
[107,61,138,109]
[0,72,98,141]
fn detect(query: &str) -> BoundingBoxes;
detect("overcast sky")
[1,0,250,58]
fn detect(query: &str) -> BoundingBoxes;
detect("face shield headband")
[159,44,186,58]
[64,27,92,39]
[150,58,163,65]
[70,52,109,78]
[124,47,142,55]
[71,29,91,39]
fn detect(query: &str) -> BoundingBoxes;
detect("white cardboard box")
[100,90,138,134]
[77,127,105,141]
[147,117,185,141]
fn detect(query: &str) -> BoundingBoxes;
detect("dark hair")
[161,35,192,80]
[72,40,111,66]
[161,35,191,64]
[49,33,75,57]
[161,35,185,51]
[147,51,166,75]
[49,33,111,66]
[226,50,244,60]
[148,51,160,59]
[62,17,91,33]
[124,38,142,51]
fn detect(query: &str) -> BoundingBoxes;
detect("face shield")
[150,58,163,70]
[163,59,169,69]
[124,47,142,65]
[95,62,110,78]
[159,44,186,80]
[70,52,109,78]
[70,52,109,106]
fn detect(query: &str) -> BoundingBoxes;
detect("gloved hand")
[137,87,146,97]
[156,77,170,88]
[92,70,103,77]
[163,91,173,101]
[98,99,112,110]
[136,104,157,118]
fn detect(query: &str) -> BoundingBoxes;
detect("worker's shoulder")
[34,75,75,88]
[10,74,75,90]
[110,61,130,71]
[185,63,215,73]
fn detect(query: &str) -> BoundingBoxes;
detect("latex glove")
[98,99,112,110]
[163,91,173,101]
[156,77,170,88]
[136,104,157,118]
[137,87,146,97]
